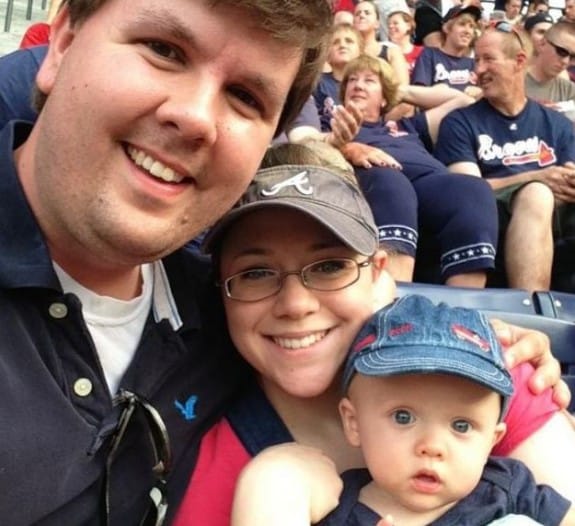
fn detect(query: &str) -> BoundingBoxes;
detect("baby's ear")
[492,422,507,447]
[339,397,362,447]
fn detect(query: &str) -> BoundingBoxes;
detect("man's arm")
[469,164,575,203]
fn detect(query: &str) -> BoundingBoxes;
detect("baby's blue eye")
[393,409,414,425]
[452,420,471,433]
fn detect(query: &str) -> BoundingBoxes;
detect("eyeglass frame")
[492,20,525,50]
[545,38,575,61]
[101,389,172,526]
[219,257,373,302]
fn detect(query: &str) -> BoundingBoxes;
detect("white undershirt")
[54,262,153,395]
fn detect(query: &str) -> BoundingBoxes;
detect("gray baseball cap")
[202,165,378,255]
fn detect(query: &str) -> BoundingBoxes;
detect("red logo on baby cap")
[451,324,490,351]
[353,334,376,353]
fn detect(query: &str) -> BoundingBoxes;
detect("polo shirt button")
[74,378,93,397]
[49,302,68,319]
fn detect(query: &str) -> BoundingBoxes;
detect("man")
[0,2,568,525]
[435,26,575,292]
[0,0,332,524]
[562,0,575,23]
[503,0,523,24]
[526,21,575,122]
[411,4,482,95]
[523,11,554,50]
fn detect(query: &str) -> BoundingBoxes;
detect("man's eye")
[145,41,182,61]
[228,86,262,112]
[452,420,471,433]
[393,409,414,425]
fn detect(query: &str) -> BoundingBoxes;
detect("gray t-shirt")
[525,72,575,122]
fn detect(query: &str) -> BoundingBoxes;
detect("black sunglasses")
[101,390,172,526]
[547,39,575,61]
[492,20,524,49]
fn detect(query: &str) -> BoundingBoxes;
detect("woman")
[171,142,575,526]
[353,0,412,121]
[386,8,423,78]
[336,54,494,287]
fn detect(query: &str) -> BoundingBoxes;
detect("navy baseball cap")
[523,12,554,32]
[202,165,378,256]
[442,4,482,23]
[343,295,514,417]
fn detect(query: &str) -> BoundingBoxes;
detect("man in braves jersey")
[435,25,575,292]
[411,5,481,97]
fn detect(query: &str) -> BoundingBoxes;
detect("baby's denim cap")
[343,295,514,417]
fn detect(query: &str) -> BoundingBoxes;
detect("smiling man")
[0,0,332,524]
[435,25,575,293]
[411,5,481,94]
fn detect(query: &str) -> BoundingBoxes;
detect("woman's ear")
[36,5,77,96]
[339,397,362,447]
[371,249,397,311]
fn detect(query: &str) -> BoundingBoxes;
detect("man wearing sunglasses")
[526,21,575,123]
[435,24,575,294]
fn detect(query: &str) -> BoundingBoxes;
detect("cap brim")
[348,345,514,397]
[202,199,377,256]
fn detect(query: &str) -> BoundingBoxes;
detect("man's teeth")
[127,146,184,183]
[273,331,327,350]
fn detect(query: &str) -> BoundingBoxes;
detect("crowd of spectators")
[324,0,575,293]
[3,0,575,294]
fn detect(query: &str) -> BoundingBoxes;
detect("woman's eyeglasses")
[220,257,372,302]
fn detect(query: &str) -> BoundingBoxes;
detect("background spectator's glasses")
[221,257,372,302]
[102,390,172,526]
[492,20,525,49]
[546,39,575,60]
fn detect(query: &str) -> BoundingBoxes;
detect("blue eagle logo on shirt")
[175,396,198,421]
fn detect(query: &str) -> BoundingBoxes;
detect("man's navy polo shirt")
[0,122,247,525]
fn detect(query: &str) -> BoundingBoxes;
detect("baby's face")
[340,373,506,521]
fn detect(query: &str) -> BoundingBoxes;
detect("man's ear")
[339,397,362,447]
[515,49,529,69]
[36,5,77,96]
[492,421,507,447]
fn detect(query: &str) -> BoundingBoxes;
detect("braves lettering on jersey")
[435,98,575,178]
[412,47,475,91]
